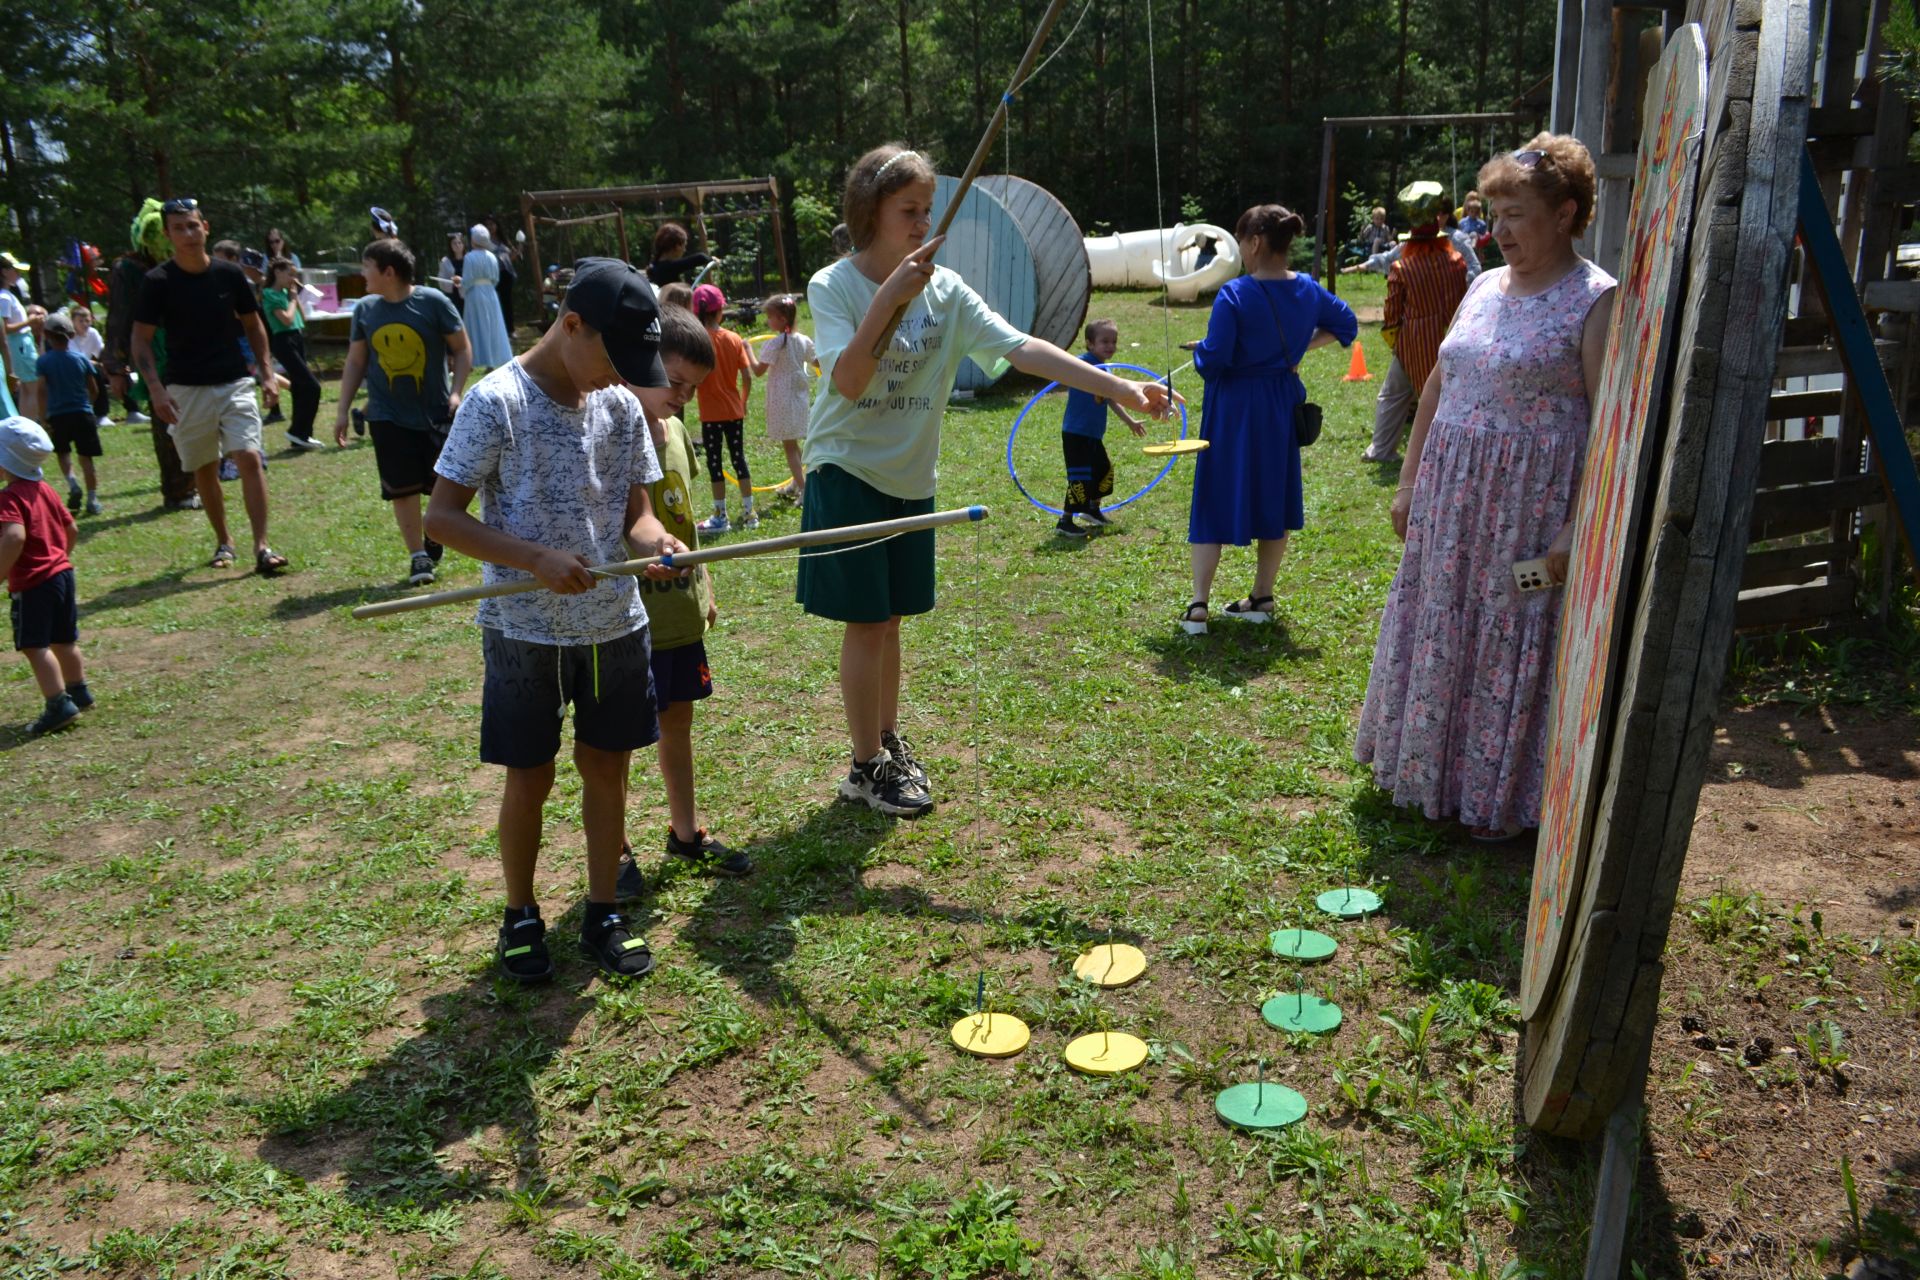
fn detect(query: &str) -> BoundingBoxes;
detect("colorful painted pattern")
[1522,29,1708,1020]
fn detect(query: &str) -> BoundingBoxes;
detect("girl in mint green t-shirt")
[800,143,1178,818]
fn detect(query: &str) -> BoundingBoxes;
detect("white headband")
[875,150,921,179]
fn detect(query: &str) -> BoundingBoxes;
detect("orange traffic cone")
[1342,340,1372,382]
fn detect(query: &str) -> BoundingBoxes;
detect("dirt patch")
[1688,703,1920,938]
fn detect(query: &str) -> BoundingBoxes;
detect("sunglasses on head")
[161,197,200,216]
[1511,149,1548,169]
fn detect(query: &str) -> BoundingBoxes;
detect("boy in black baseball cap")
[425,257,689,984]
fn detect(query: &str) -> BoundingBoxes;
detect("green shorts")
[795,464,936,623]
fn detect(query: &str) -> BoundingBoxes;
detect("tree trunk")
[1391,0,1410,195]
[897,0,913,125]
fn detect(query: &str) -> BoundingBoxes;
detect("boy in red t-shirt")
[0,416,92,735]
[689,284,756,533]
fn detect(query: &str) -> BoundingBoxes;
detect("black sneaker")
[497,914,554,983]
[65,483,83,515]
[1055,517,1088,538]
[667,828,753,877]
[408,552,436,586]
[581,911,655,979]
[615,842,645,900]
[838,748,934,818]
[351,407,367,438]
[1082,509,1116,527]
[28,694,80,737]
[880,729,929,790]
[423,536,444,565]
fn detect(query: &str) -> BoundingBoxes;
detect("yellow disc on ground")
[1072,943,1147,988]
[950,1011,1031,1058]
[1064,1031,1149,1076]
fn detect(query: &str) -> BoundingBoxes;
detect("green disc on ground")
[1268,928,1338,961]
[1214,1081,1307,1130]
[1260,992,1344,1034]
[1316,887,1382,919]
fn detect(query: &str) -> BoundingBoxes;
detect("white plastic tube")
[1083,223,1241,302]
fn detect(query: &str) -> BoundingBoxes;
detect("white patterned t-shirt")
[435,361,662,646]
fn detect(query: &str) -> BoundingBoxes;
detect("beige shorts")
[167,380,262,472]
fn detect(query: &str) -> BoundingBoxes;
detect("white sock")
[742,495,755,513]
[713,500,727,519]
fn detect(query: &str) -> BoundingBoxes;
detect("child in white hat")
[0,416,92,734]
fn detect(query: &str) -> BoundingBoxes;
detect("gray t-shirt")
[350,287,464,430]
[434,361,663,646]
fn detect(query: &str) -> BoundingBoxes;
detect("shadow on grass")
[255,894,630,1208]
[1341,788,1695,1279]
[253,800,1133,1210]
[271,582,412,622]
[81,566,250,616]
[1142,617,1321,684]
[71,502,185,546]
[678,799,1135,1128]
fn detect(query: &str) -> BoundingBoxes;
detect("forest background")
[0,0,1561,297]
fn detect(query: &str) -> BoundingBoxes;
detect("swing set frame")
[518,177,794,313]
[1314,110,1536,294]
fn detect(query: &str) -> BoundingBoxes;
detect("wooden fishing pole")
[351,506,990,620]
[867,0,1074,358]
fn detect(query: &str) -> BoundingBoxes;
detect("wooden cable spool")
[1520,0,1810,1140]
[931,175,1036,391]
[978,175,1091,353]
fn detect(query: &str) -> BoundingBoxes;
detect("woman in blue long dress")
[1182,204,1357,634]
[460,224,514,370]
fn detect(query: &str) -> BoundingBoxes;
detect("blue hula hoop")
[1005,361,1192,517]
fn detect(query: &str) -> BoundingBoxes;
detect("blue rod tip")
[968,505,987,521]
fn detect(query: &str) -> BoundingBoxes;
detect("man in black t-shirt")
[132,199,288,574]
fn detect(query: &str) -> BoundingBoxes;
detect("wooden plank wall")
[1736,0,1916,630]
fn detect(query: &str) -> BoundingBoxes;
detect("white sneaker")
[287,433,326,452]
[739,510,760,530]
[696,513,730,534]
[124,410,149,424]
[96,415,114,429]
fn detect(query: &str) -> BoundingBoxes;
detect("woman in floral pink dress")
[1355,134,1617,840]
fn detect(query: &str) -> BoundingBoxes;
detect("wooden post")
[519,192,544,321]
[614,208,631,265]
[767,175,794,294]
[1320,122,1338,292]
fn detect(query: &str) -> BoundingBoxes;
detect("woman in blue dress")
[460,224,514,370]
[1182,204,1357,635]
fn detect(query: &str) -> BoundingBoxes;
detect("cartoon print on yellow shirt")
[372,323,427,392]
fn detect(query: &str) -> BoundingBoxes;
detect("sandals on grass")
[1223,594,1275,624]
[210,544,236,569]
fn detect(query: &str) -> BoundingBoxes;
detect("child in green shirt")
[262,258,323,450]
[617,305,753,894]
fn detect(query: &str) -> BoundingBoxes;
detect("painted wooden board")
[1522,24,1709,1024]
[931,175,1036,391]
[1520,0,1809,1139]
[979,175,1091,353]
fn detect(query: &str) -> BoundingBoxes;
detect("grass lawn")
[2,279,1915,1280]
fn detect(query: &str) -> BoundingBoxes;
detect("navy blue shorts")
[11,568,78,651]
[650,638,713,710]
[479,626,659,768]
